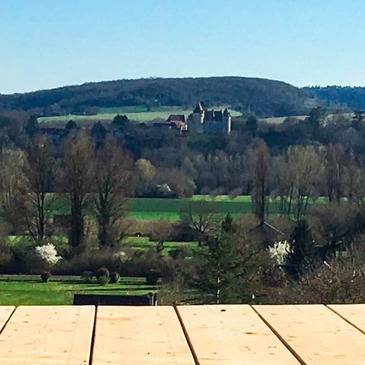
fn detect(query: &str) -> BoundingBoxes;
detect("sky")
[1,0,365,94]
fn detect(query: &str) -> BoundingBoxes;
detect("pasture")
[48,195,326,221]
[37,105,242,125]
[129,196,253,221]
[48,195,256,221]
[0,275,158,305]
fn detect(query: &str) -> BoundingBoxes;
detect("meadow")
[49,195,326,221]
[129,196,253,220]
[38,105,242,125]
[49,195,256,220]
[0,276,158,305]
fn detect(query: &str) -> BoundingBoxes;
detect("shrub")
[41,271,51,282]
[96,267,110,285]
[145,270,160,285]
[110,271,120,283]
[81,271,93,283]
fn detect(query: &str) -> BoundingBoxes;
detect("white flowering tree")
[35,243,62,266]
[269,240,291,265]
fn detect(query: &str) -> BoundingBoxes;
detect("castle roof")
[167,114,186,128]
[193,102,204,113]
[167,114,186,123]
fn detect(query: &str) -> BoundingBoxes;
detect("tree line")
[0,131,133,249]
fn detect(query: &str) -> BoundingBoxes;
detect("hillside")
[0,77,318,118]
[304,86,365,111]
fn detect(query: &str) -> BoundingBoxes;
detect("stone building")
[187,102,231,134]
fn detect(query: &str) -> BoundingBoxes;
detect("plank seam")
[174,305,201,365]
[326,305,365,336]
[250,305,307,365]
[88,306,98,365]
[0,306,16,336]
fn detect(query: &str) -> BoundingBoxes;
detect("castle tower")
[192,102,205,124]
[223,108,232,133]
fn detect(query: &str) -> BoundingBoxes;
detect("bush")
[96,267,110,285]
[145,270,160,285]
[81,271,93,283]
[41,271,51,282]
[110,271,121,283]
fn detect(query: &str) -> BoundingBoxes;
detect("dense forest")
[304,86,365,111]
[0,77,318,117]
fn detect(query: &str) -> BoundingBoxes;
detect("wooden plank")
[92,306,195,365]
[254,304,365,365]
[0,305,95,365]
[0,307,15,332]
[328,304,365,333]
[177,304,300,365]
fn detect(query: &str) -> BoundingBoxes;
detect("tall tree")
[22,135,54,242]
[251,139,270,225]
[93,137,134,248]
[63,132,93,247]
[307,107,325,138]
[286,145,322,219]
[0,148,26,233]
[324,144,345,204]
[286,219,316,278]
[180,200,219,246]
[191,216,269,303]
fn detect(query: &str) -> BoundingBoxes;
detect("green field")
[48,195,254,219]
[129,196,253,221]
[48,195,326,221]
[0,275,157,305]
[38,105,242,125]
[124,236,198,255]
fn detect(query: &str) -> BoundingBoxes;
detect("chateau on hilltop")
[187,102,231,134]
[164,102,232,134]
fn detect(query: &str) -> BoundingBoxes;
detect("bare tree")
[22,135,54,242]
[93,137,133,248]
[324,144,345,204]
[0,148,26,233]
[286,145,322,219]
[180,200,219,246]
[62,132,93,247]
[251,139,270,225]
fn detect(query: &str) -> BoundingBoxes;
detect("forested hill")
[0,77,318,117]
[303,86,365,110]
[304,86,365,111]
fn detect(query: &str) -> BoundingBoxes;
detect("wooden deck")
[1,304,365,364]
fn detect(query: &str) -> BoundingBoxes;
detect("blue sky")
[1,0,365,94]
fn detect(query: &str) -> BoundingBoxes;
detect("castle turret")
[192,102,205,124]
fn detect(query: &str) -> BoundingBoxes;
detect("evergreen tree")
[25,115,39,137]
[191,215,267,303]
[286,219,316,277]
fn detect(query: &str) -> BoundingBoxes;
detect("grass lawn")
[0,275,158,305]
